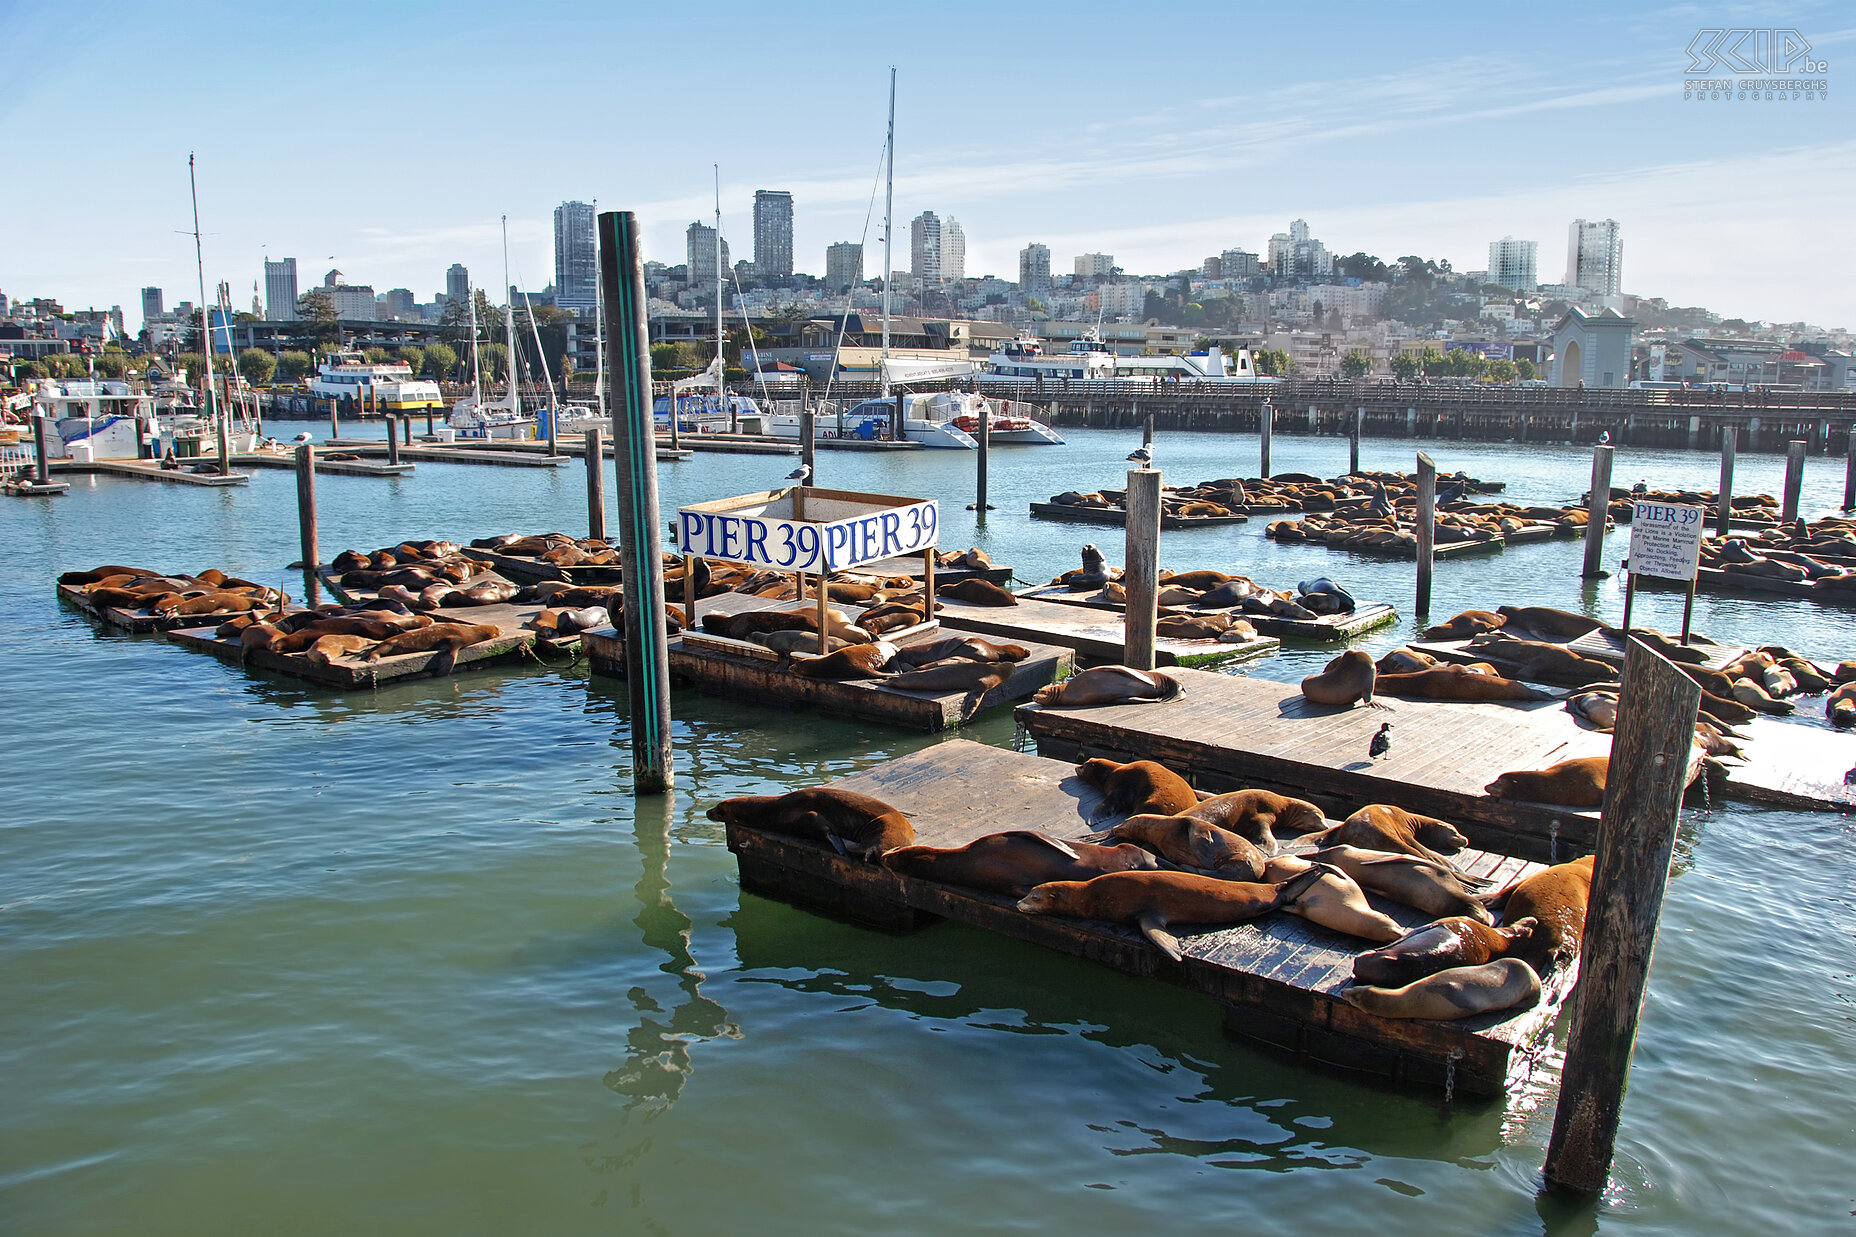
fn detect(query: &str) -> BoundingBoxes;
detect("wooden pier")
[165,622,538,689]
[1019,586,1398,642]
[49,459,249,486]
[929,593,1279,668]
[1030,502,1250,530]
[1016,667,1619,861]
[725,740,1567,1097]
[56,582,294,634]
[234,450,414,478]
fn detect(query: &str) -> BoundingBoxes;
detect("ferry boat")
[309,351,443,411]
[766,389,1062,449]
[980,330,1278,387]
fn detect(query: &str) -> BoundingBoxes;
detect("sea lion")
[1296,577,1355,613]
[1305,804,1467,868]
[1015,867,1325,962]
[1494,605,1607,641]
[1312,844,1494,922]
[1107,814,1267,881]
[888,636,1031,667]
[1482,855,1594,975]
[788,642,900,680]
[1034,666,1184,707]
[1566,690,1620,730]
[1157,614,1241,641]
[882,830,1161,896]
[937,578,1019,607]
[1075,757,1199,818]
[749,629,855,656]
[1462,634,1619,686]
[1056,543,1112,591]
[1729,678,1794,716]
[860,599,929,635]
[881,659,1013,696]
[1196,578,1258,609]
[1157,570,1232,591]
[706,787,913,858]
[362,621,503,674]
[304,633,375,663]
[1373,666,1553,702]
[1485,756,1608,807]
[58,565,159,586]
[1170,789,1325,854]
[1261,856,1405,942]
[1342,959,1542,1021]
[1376,647,1438,674]
[1300,650,1378,708]
[1351,916,1543,986]
[1829,682,1856,728]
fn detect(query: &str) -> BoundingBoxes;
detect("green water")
[2,428,1852,1234]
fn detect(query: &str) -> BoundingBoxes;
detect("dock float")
[1015,667,1618,861]
[323,441,568,468]
[49,459,249,486]
[929,593,1279,668]
[1019,587,1398,642]
[165,622,538,688]
[56,582,294,633]
[233,451,414,478]
[1029,502,1250,530]
[724,740,1566,1097]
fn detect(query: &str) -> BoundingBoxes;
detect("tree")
[1252,348,1293,376]
[479,342,508,382]
[1516,358,1537,380]
[1487,358,1517,383]
[237,348,277,386]
[420,343,457,380]
[363,347,390,364]
[296,289,339,346]
[93,350,130,380]
[1336,252,1388,282]
[14,360,48,381]
[1340,351,1371,379]
[276,350,315,381]
[1390,353,1419,382]
[174,351,206,380]
[397,345,424,377]
[440,289,503,353]
[1417,346,1445,377]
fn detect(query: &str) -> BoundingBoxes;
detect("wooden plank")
[930,593,1278,668]
[164,622,537,688]
[1019,587,1398,643]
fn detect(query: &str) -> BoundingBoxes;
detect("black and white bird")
[1598,430,1612,444]
[785,463,812,484]
[292,431,313,445]
[1369,722,1392,760]
[1631,479,1648,496]
[1844,763,1856,787]
[1126,446,1153,466]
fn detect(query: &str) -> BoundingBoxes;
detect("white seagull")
[1126,446,1153,465]
[292,432,313,445]
[785,463,812,483]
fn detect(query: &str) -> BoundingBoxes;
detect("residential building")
[825,242,863,293]
[264,258,298,321]
[910,211,964,283]
[1566,219,1623,296]
[1488,237,1537,292]
[1096,280,1146,318]
[753,190,794,279]
[1269,219,1332,280]
[686,221,730,288]
[553,201,597,314]
[1074,252,1113,280]
[1018,243,1051,300]
[446,264,470,304]
[1221,249,1260,279]
[322,270,377,321]
[140,287,163,322]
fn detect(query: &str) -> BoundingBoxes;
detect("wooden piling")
[1583,444,1614,579]
[1350,407,1362,475]
[403,414,413,446]
[329,397,339,443]
[1259,399,1273,479]
[1543,638,1702,1195]
[1415,451,1435,616]
[546,400,559,458]
[294,443,319,570]
[1843,429,1855,511]
[1123,467,1162,671]
[32,414,51,483]
[975,398,990,514]
[1717,426,1737,536]
[800,396,816,482]
[1782,439,1806,523]
[585,424,607,540]
[386,418,400,466]
[599,209,675,794]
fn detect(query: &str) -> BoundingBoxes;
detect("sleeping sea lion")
[305,633,375,664]
[1484,756,1608,807]
[1300,649,1379,708]
[1034,666,1184,707]
[1075,757,1198,818]
[1312,844,1493,922]
[1169,789,1325,854]
[1304,804,1467,868]
[1351,916,1542,986]
[883,830,1161,896]
[1157,570,1232,591]
[881,659,1013,696]
[936,579,1019,607]
[1261,856,1405,942]
[1828,681,1856,728]
[1373,666,1552,702]
[1482,855,1594,976]
[749,629,855,656]
[1376,647,1438,674]
[1342,959,1542,1021]
[1106,814,1267,881]
[1494,605,1607,641]
[706,787,913,858]
[1015,867,1325,962]
[787,642,900,680]
[888,636,1030,667]
[362,621,503,674]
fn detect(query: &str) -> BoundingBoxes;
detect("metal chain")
[1444,1047,1464,1105]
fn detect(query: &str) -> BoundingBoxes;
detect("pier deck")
[50,459,249,486]
[56,582,295,634]
[929,593,1279,668]
[725,740,1565,1097]
[1019,587,1398,642]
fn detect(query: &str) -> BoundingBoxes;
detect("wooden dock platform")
[725,740,1566,1097]
[1019,586,1398,642]
[1029,502,1250,530]
[322,440,567,468]
[233,451,414,478]
[1016,666,1617,861]
[56,582,295,634]
[1721,717,1856,811]
[49,459,249,486]
[929,593,1279,668]
[165,622,538,688]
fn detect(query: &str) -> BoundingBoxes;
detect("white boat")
[32,379,251,460]
[766,388,1061,449]
[979,329,1278,386]
[449,226,537,440]
[310,350,443,411]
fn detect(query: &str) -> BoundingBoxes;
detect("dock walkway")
[1019,586,1398,642]
[930,593,1279,668]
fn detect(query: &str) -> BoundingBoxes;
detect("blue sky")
[3,0,1851,329]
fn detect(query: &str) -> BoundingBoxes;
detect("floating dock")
[929,593,1279,668]
[56,582,293,633]
[1029,502,1250,530]
[1015,667,1618,861]
[234,450,414,478]
[724,739,1567,1097]
[49,459,249,486]
[165,622,538,688]
[1019,587,1398,642]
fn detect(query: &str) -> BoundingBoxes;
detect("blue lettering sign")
[744,518,769,564]
[880,512,902,557]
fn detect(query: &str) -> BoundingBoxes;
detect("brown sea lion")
[58,565,159,586]
[1173,789,1325,854]
[787,642,900,680]
[1375,647,1438,674]
[1482,855,1594,975]
[1495,605,1607,641]
[1374,665,1553,702]
[1837,659,1856,684]
[1156,569,1232,591]
[1306,804,1467,868]
[1312,844,1494,922]
[1107,814,1267,881]
[861,599,930,635]
[1342,958,1542,1021]
[881,659,1013,696]
[1729,677,1794,716]
[888,636,1030,667]
[238,621,287,651]
[1015,867,1325,962]
[936,579,1019,607]
[1485,757,1608,807]
[1828,681,1856,727]
[1421,609,1506,640]
[1462,634,1619,686]
[1300,649,1378,708]
[305,633,375,663]
[882,830,1161,896]
[706,787,913,858]
[1156,614,1236,641]
[1033,666,1184,707]
[1351,915,1542,986]
[154,591,271,618]
[363,621,503,673]
[1261,856,1406,942]
[749,629,855,656]
[1075,757,1199,817]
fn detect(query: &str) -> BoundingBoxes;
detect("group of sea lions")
[1700,516,1856,595]
[1263,470,1597,555]
[1047,545,1354,625]
[215,603,504,673]
[712,754,1587,1022]
[59,565,286,621]
[332,540,521,611]
[1587,484,1779,526]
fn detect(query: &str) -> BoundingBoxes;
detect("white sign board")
[1628,501,1705,581]
[678,492,938,574]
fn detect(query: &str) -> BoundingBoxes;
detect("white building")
[825,242,863,293]
[1566,219,1622,296]
[1074,252,1113,280]
[1488,237,1537,292]
[1096,280,1146,318]
[264,258,298,321]
[554,201,597,314]
[1018,243,1052,300]
[910,212,964,283]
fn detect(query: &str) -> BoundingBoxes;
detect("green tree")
[439,289,504,353]
[1340,351,1371,380]
[237,347,277,386]
[1252,348,1293,376]
[1390,352,1419,382]
[363,347,390,364]
[1335,252,1388,282]
[276,350,315,381]
[93,350,130,380]
[420,342,457,379]
[396,345,424,376]
[480,342,509,382]
[1487,358,1517,383]
[1516,358,1537,380]
[295,289,339,345]
[174,351,207,381]
[1416,346,1445,377]
[46,353,87,379]
[14,360,48,381]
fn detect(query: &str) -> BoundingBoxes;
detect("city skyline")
[3,1,1850,329]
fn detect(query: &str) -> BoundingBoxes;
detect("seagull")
[1598,431,1611,444]
[1845,764,1856,787]
[292,432,313,445]
[1631,479,1648,496]
[1126,446,1153,466]
[785,463,812,484]
[1369,722,1392,760]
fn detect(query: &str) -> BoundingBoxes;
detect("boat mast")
[467,287,483,407]
[187,153,222,458]
[880,67,895,400]
[502,215,521,419]
[593,197,605,422]
[714,163,724,400]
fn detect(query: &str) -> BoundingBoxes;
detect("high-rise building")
[1566,219,1623,296]
[264,258,298,321]
[1018,243,1052,299]
[910,211,965,283]
[1074,252,1113,279]
[384,288,416,319]
[825,242,863,293]
[140,287,163,321]
[686,221,730,287]
[1488,237,1538,292]
[1220,249,1260,278]
[942,217,964,282]
[553,201,597,314]
[446,264,470,304]
[753,190,794,279]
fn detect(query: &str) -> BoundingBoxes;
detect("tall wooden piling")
[1414,451,1435,616]
[329,398,339,444]
[975,398,991,515]
[386,418,400,466]
[1717,426,1737,536]
[1782,439,1806,523]
[1350,407,1362,475]
[1843,429,1855,511]
[585,424,607,540]
[600,209,675,795]
[294,443,319,570]
[799,395,815,482]
[1123,468,1162,671]
[546,401,559,459]
[1259,399,1273,479]
[1583,444,1614,579]
[1543,638,1701,1195]
[32,414,51,482]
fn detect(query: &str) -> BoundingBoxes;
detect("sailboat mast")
[501,215,521,419]
[714,164,724,394]
[880,67,895,399]
[467,288,483,406]
[187,153,220,439]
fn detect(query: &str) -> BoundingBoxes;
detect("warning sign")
[1628,501,1705,581]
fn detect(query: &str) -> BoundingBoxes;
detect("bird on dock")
[1844,763,1856,787]
[1632,479,1648,496]
[1126,446,1153,466]
[785,463,812,484]
[1598,431,1612,444]
[1369,722,1392,760]
[292,432,313,445]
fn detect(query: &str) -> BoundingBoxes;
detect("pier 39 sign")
[1628,501,1705,581]
[678,487,938,574]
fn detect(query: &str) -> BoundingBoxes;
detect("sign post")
[1622,500,1705,643]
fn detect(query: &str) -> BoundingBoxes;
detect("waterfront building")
[1074,252,1113,280]
[264,258,298,321]
[140,287,163,323]
[554,201,597,314]
[687,222,730,288]
[1550,305,1634,388]
[1488,237,1537,292]
[825,242,863,293]
[446,263,470,304]
[753,190,794,280]
[1566,219,1623,296]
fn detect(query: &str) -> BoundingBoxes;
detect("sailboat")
[449,216,537,440]
[653,167,764,435]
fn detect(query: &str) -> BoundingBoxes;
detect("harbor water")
[3,426,1853,1235]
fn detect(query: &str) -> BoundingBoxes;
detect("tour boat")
[310,351,443,411]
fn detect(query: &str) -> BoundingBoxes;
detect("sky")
[2,0,1851,331]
